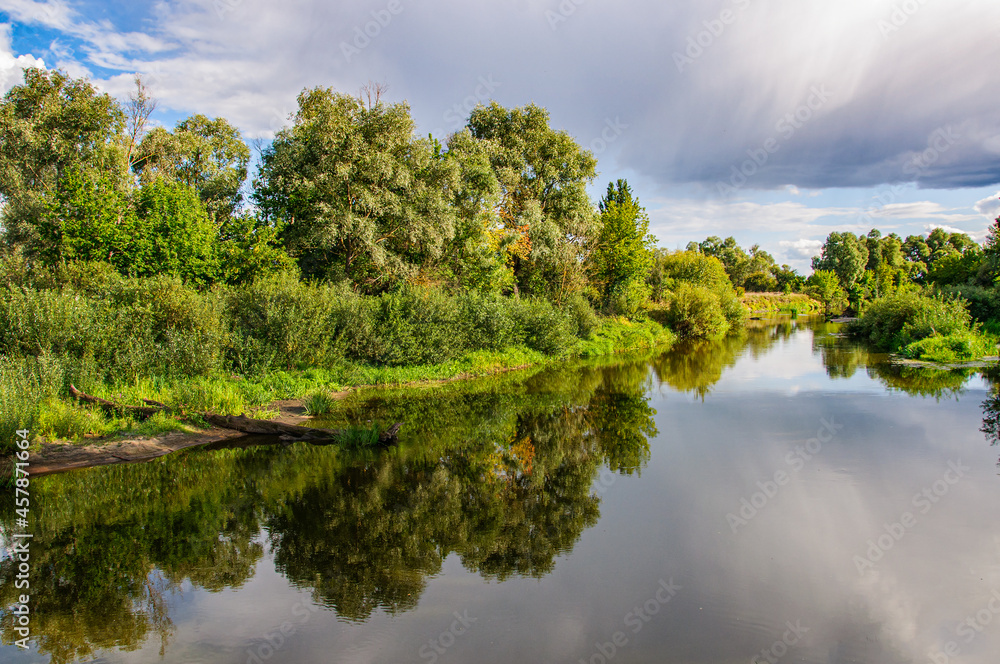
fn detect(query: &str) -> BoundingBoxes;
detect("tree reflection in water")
[4,315,994,660]
[0,359,657,658]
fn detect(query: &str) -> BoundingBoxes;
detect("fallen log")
[70,385,170,420]
[203,414,402,446]
[65,388,401,447]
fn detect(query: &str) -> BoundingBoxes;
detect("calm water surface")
[3,318,1000,663]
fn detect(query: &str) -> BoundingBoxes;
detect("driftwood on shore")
[202,414,402,446]
[68,386,401,447]
[70,385,170,420]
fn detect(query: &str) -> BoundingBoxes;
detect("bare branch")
[358,80,389,110]
[125,74,158,172]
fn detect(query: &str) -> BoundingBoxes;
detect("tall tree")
[254,87,458,289]
[0,69,128,253]
[134,114,250,221]
[590,180,654,315]
[812,232,869,289]
[462,102,597,299]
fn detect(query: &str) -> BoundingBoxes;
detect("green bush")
[459,291,517,350]
[664,284,731,339]
[607,280,651,320]
[352,287,465,366]
[903,332,994,363]
[510,297,576,356]
[937,284,1000,323]
[224,273,346,372]
[561,293,600,339]
[849,291,972,351]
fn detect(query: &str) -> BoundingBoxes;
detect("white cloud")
[0,23,44,94]
[866,201,983,226]
[647,198,860,239]
[975,193,1000,219]
[924,224,987,241]
[779,238,824,260]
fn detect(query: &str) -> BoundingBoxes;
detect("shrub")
[561,293,600,339]
[937,284,1000,323]
[510,297,576,356]
[351,287,465,366]
[607,280,651,320]
[649,250,733,301]
[903,332,993,363]
[664,284,730,339]
[224,273,343,372]
[458,291,517,350]
[850,291,971,351]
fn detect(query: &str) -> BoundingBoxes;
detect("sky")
[1,0,999,272]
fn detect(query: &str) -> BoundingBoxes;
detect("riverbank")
[741,292,822,315]
[6,317,674,475]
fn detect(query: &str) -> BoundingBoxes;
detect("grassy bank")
[741,292,822,315]
[1,309,674,449]
[847,290,998,363]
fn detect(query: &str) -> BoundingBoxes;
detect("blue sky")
[2,0,999,272]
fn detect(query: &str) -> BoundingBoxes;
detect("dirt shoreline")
[22,398,317,476]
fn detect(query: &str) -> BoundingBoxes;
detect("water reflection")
[2,317,999,663]
[0,360,656,660]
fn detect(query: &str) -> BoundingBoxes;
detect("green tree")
[36,168,136,268]
[463,102,598,299]
[590,180,654,316]
[0,69,128,253]
[216,212,294,284]
[134,114,250,221]
[806,269,848,318]
[129,179,221,285]
[437,128,511,293]
[812,232,869,290]
[254,86,458,289]
[979,213,1000,285]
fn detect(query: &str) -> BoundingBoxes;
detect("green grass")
[741,292,822,315]
[903,331,998,363]
[576,317,676,357]
[5,314,678,447]
[338,423,382,449]
[304,390,337,416]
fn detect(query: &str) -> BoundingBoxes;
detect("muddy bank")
[20,398,317,477]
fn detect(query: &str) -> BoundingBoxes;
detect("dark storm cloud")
[3,0,999,192]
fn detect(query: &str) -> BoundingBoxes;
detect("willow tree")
[460,102,597,300]
[0,69,129,254]
[253,86,458,289]
[133,114,251,222]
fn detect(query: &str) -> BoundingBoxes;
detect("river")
[2,317,1000,664]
